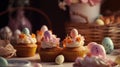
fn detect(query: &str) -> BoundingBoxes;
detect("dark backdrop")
[0,0,120,40]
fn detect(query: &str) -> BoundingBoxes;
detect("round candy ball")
[0,57,8,66]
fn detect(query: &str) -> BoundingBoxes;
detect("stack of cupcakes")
[62,28,88,62]
[38,25,62,62]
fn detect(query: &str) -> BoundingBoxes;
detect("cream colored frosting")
[17,34,37,44]
[64,34,85,48]
[41,34,60,49]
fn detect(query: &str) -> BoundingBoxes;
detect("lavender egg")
[44,31,51,39]
[70,28,78,38]
[41,25,48,33]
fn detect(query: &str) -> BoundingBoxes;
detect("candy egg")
[0,57,8,66]
[70,28,78,38]
[22,27,30,35]
[95,19,104,25]
[87,42,106,59]
[102,37,114,54]
[55,55,64,65]
[14,29,21,35]
[41,25,48,33]
[44,31,52,39]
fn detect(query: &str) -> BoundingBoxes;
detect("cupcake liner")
[62,47,87,62]
[39,47,62,62]
[14,44,37,57]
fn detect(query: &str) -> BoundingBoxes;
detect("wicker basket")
[65,22,120,49]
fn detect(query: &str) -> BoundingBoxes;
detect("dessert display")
[39,30,62,62]
[0,40,16,58]
[73,56,118,67]
[102,37,114,54]
[13,27,37,57]
[62,28,88,62]
[36,25,48,52]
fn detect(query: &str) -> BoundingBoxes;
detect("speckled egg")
[55,55,64,65]
[41,25,48,32]
[102,37,114,54]
[22,27,30,35]
[70,28,78,38]
[95,19,104,25]
[0,57,8,66]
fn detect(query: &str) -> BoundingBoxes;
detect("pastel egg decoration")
[87,42,106,59]
[55,55,64,65]
[0,57,8,66]
[70,28,78,38]
[102,37,114,54]
[95,18,104,25]
[22,27,30,35]
[43,31,52,42]
[40,25,48,32]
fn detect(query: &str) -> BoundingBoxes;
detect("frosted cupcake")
[36,25,48,52]
[62,28,88,62]
[39,30,62,62]
[14,28,37,57]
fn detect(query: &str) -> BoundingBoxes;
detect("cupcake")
[13,28,37,57]
[62,28,88,62]
[0,40,16,58]
[73,56,117,67]
[36,25,48,52]
[39,30,62,62]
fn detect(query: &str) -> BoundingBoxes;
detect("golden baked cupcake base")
[39,47,62,62]
[14,43,37,57]
[62,47,87,62]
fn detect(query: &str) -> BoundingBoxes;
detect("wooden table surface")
[8,49,120,67]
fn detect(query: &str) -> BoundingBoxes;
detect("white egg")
[55,55,64,65]
[70,28,78,38]
[41,25,48,32]
[14,29,21,35]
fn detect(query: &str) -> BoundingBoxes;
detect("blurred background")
[0,0,120,40]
